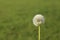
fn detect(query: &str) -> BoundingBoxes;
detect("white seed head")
[33,14,45,26]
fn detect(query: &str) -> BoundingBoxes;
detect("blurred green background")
[0,0,60,40]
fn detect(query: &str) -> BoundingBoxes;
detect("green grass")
[0,0,60,40]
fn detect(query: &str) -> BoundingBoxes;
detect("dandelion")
[33,14,45,40]
[33,14,44,26]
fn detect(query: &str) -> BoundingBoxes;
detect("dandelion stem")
[38,26,40,40]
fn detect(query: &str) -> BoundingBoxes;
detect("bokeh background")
[0,0,60,40]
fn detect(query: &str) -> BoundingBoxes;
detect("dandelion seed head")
[33,14,44,26]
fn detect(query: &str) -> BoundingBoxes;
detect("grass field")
[0,0,60,40]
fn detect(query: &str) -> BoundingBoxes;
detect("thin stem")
[38,26,40,40]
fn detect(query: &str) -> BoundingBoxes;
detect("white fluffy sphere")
[33,14,44,26]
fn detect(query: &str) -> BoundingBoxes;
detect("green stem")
[38,26,40,40]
